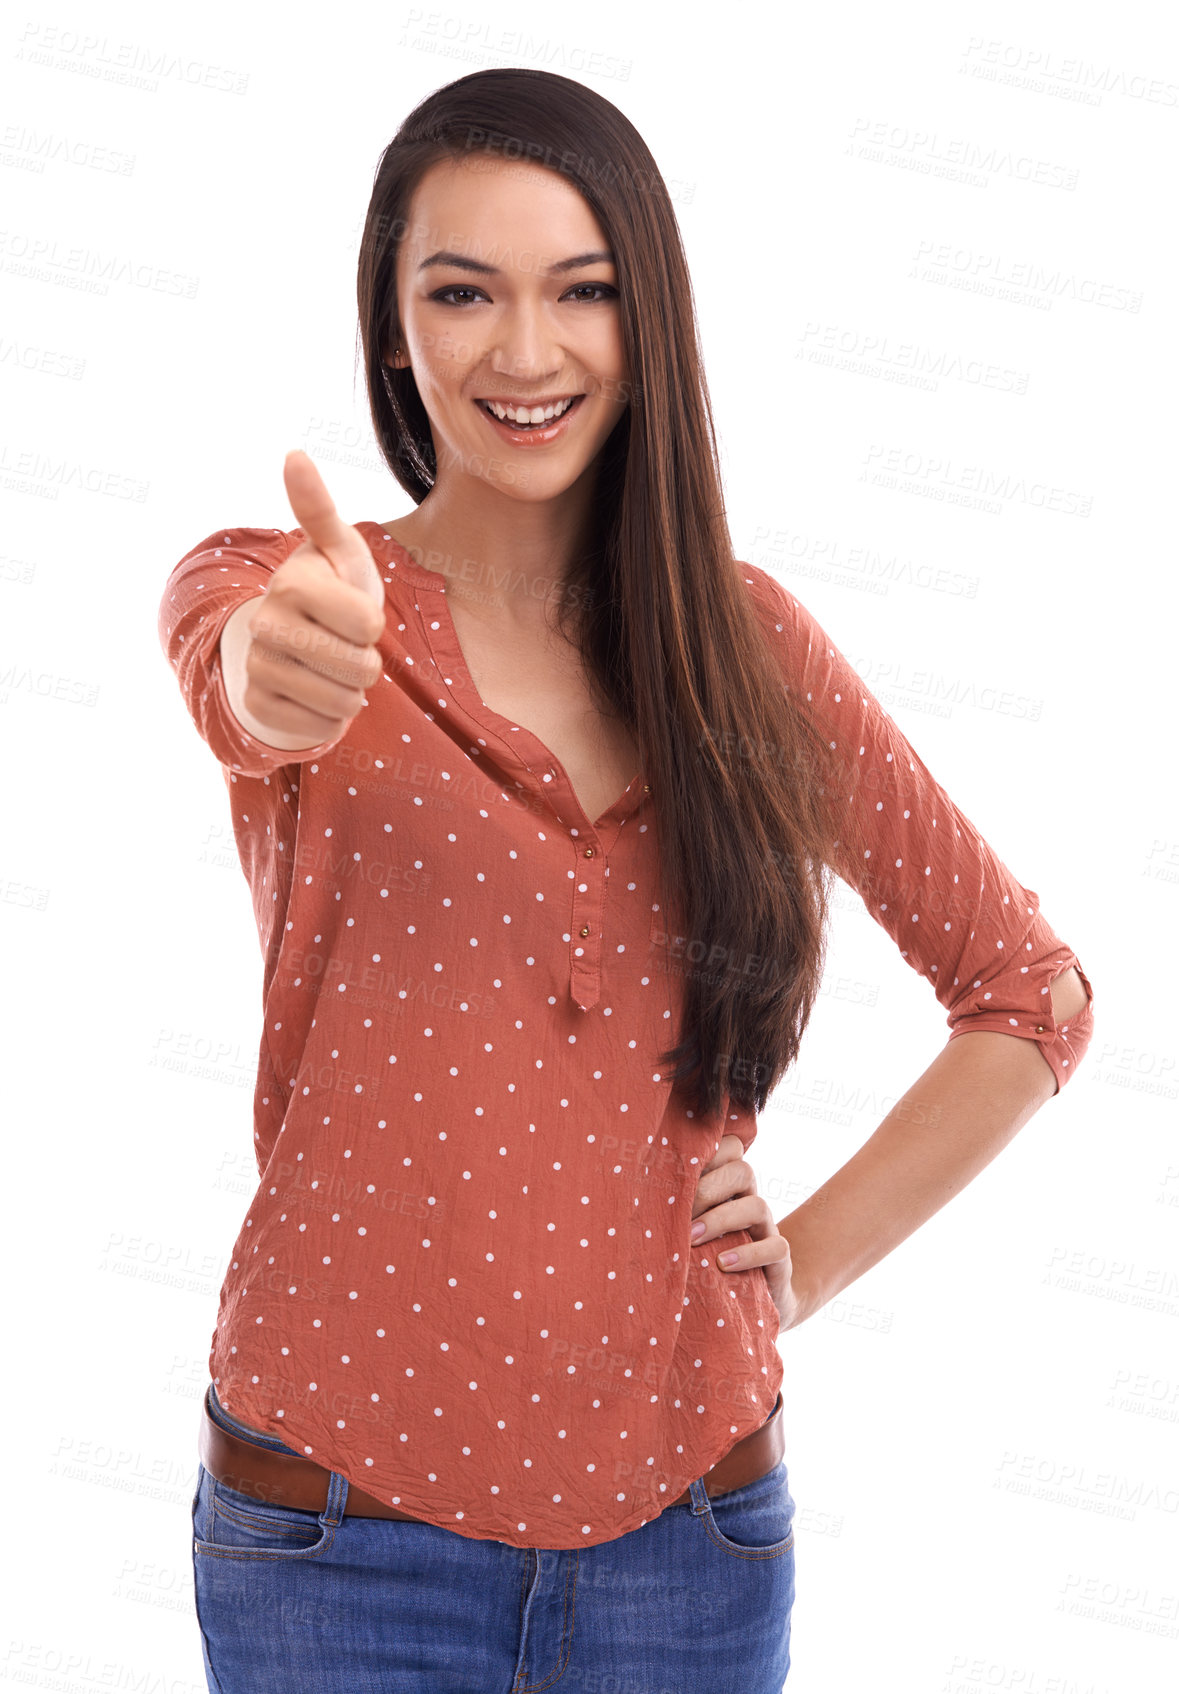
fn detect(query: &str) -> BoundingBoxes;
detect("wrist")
[775,1216,829,1330]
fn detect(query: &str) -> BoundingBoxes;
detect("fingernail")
[690,1220,707,1241]
[718,1251,738,1266]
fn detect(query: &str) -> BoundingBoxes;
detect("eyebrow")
[418,249,615,276]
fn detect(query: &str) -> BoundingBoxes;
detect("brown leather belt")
[198,1387,784,1523]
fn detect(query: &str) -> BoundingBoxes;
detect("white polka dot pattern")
[156,527,1094,1549]
[158,522,785,1550]
[739,561,1094,1104]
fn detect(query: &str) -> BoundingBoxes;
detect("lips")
[476,396,581,427]
[473,393,587,441]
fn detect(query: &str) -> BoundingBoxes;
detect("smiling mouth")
[475,395,585,429]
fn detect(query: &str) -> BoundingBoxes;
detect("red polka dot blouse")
[157,522,1095,1550]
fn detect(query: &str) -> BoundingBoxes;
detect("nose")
[488,303,565,387]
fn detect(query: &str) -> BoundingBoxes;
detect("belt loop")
[320,1467,350,1525]
[687,1476,711,1517]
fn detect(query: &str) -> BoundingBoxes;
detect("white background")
[2,2,1175,1690]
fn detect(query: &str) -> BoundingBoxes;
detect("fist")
[235,450,388,746]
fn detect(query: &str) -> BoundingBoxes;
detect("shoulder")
[733,557,823,654]
[733,557,782,605]
[170,518,399,589]
[173,525,299,574]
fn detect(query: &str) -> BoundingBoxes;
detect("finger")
[247,639,373,724]
[697,1200,790,1264]
[691,1157,753,1217]
[282,449,386,617]
[691,1193,773,1241]
[252,578,386,680]
[716,1233,791,1272]
[699,1134,745,1176]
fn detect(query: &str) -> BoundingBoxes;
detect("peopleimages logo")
[796,321,1029,395]
[752,535,980,600]
[911,240,1143,314]
[860,443,1092,517]
[14,21,250,95]
[959,36,1179,107]
[847,116,1079,189]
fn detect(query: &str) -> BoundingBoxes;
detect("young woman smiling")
[161,66,1094,1693]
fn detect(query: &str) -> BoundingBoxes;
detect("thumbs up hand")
[227,450,388,750]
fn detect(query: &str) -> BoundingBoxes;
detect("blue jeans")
[193,1382,796,1691]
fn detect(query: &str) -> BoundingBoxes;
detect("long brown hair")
[356,68,850,1120]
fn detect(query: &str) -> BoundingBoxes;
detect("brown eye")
[430,286,486,306]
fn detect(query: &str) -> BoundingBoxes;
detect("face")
[386,154,629,503]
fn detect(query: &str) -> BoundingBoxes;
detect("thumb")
[282,448,385,609]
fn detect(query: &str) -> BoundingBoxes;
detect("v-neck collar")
[370,527,648,836]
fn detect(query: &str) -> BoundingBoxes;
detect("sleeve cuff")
[947,959,1095,1095]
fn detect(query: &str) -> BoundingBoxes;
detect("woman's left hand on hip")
[690,1134,802,1331]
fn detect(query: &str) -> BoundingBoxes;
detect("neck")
[382,479,598,623]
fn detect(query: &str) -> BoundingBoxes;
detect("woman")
[160,67,1095,1693]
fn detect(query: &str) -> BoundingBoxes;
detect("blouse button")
[1035,1025,1046,1033]
[579,926,590,938]
[583,846,594,858]
[643,783,651,793]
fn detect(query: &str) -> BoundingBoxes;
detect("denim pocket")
[192,1465,335,1562]
[696,1458,796,1560]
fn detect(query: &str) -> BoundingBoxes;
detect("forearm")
[775,1028,1059,1329]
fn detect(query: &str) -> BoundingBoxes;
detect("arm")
[741,559,1095,1095]
[774,965,1090,1329]
[737,562,1095,1321]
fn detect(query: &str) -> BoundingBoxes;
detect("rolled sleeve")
[942,908,1094,1094]
[740,561,1095,1095]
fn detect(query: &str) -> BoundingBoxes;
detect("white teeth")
[481,396,577,424]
